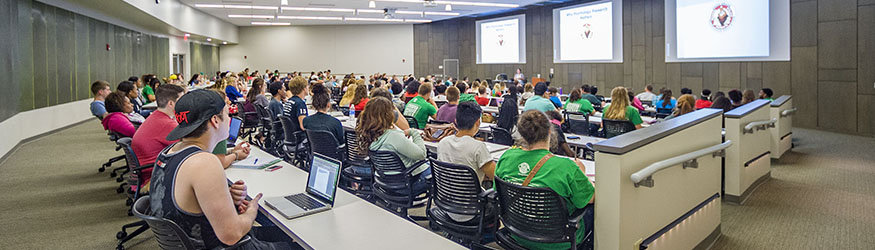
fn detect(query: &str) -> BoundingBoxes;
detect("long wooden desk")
[225,147,466,250]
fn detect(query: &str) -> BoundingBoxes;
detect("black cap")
[534,82,548,96]
[166,90,226,141]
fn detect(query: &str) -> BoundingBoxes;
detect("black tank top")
[149,143,221,249]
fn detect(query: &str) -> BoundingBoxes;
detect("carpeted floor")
[0,119,872,249]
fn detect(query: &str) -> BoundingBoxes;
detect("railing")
[780,107,797,117]
[743,118,777,134]
[630,141,732,188]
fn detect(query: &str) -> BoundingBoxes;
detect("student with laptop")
[264,153,342,220]
[149,90,293,249]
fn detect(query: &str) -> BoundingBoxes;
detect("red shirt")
[132,110,179,183]
[475,96,490,106]
[695,99,713,109]
[354,98,369,112]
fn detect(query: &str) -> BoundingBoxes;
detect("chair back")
[240,101,259,128]
[494,177,575,244]
[132,196,203,250]
[429,158,484,216]
[254,103,273,140]
[344,130,369,165]
[116,137,147,196]
[564,111,590,136]
[369,150,422,207]
[640,100,653,107]
[490,126,514,146]
[306,130,343,161]
[603,119,636,138]
[278,116,299,145]
[404,115,420,129]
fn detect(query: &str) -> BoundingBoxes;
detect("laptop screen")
[228,117,242,142]
[306,154,341,204]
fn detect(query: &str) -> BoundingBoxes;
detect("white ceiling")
[179,0,546,26]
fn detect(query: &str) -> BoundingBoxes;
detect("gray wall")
[0,0,170,123]
[414,0,875,136]
[190,42,220,78]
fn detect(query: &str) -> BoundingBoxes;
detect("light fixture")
[222,41,228,44]
[374,0,518,8]
[404,19,432,23]
[344,17,403,22]
[277,15,344,21]
[228,14,275,19]
[356,9,384,14]
[206,38,212,41]
[281,6,355,13]
[195,4,278,10]
[281,0,288,5]
[368,0,376,8]
[184,33,191,37]
[251,22,291,25]
[445,4,452,11]
[395,10,459,16]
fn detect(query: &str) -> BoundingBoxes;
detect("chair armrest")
[479,189,497,201]
[568,205,593,226]
[133,164,155,172]
[404,159,430,176]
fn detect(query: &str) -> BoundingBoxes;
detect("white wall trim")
[0,100,94,162]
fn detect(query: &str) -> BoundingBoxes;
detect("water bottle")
[349,104,355,117]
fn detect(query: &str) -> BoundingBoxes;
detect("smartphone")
[265,165,283,172]
[432,129,445,138]
[567,135,581,140]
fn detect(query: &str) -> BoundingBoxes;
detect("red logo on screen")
[711,4,733,30]
[498,34,504,46]
[582,23,592,39]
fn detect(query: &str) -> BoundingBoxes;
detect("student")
[545,110,575,157]
[370,88,410,131]
[494,110,594,250]
[132,84,187,185]
[655,89,677,110]
[225,77,245,103]
[189,74,201,86]
[710,96,733,112]
[667,94,696,120]
[149,90,291,249]
[390,79,403,95]
[728,89,743,109]
[475,86,490,106]
[497,85,520,132]
[283,76,309,133]
[564,89,594,115]
[403,83,439,129]
[629,91,645,112]
[457,82,477,103]
[303,84,344,145]
[142,77,160,104]
[680,88,693,96]
[339,84,357,107]
[519,83,534,106]
[116,81,146,123]
[580,84,602,108]
[696,89,713,109]
[522,82,556,113]
[247,78,270,107]
[358,97,430,194]
[492,82,504,97]
[437,102,496,211]
[759,88,774,101]
[513,68,525,83]
[268,82,287,141]
[403,81,421,103]
[434,84,448,102]
[436,86,460,124]
[90,80,112,119]
[603,87,644,129]
[102,92,137,137]
[636,84,657,102]
[352,84,369,113]
[547,87,563,108]
[742,89,756,105]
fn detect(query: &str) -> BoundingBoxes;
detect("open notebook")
[231,156,282,169]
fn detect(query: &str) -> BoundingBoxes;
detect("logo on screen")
[710,4,733,30]
[498,34,504,46]
[581,24,592,39]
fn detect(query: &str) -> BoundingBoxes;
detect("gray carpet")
[0,119,872,249]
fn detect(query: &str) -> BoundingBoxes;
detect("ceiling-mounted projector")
[383,8,396,18]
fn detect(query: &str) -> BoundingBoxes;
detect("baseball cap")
[534,82,548,96]
[166,90,226,141]
[169,74,178,80]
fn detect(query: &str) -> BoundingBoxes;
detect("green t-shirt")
[403,96,437,129]
[564,98,594,115]
[459,93,476,103]
[142,85,155,104]
[495,148,595,250]
[603,104,644,125]
[212,140,227,155]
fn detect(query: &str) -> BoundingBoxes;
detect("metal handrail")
[631,141,732,188]
[780,108,797,117]
[743,118,777,134]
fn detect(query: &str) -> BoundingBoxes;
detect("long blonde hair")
[604,87,630,120]
[339,84,358,106]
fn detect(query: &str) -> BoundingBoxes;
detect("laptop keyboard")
[284,194,326,211]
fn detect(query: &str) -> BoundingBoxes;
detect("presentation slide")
[552,0,623,63]
[476,15,526,64]
[675,0,770,59]
[558,1,613,61]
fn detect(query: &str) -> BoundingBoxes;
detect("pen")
[253,158,259,165]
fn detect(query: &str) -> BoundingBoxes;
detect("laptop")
[227,117,242,147]
[264,153,341,219]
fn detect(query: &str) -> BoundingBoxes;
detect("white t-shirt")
[436,135,493,222]
[636,92,657,102]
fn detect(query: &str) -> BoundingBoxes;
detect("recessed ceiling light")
[195,4,278,10]
[281,0,288,5]
[281,7,355,13]
[344,17,404,22]
[222,41,228,44]
[184,33,191,37]
[251,22,291,25]
[357,9,384,14]
[369,1,376,8]
[228,14,275,19]
[445,4,452,11]
[404,19,432,23]
[374,0,518,8]
[424,11,459,16]
[277,15,344,21]
[206,38,212,41]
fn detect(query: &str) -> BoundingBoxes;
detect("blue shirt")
[523,96,556,113]
[549,96,562,108]
[283,96,309,133]
[91,100,106,119]
[225,85,244,103]
[655,99,677,110]
[268,99,285,140]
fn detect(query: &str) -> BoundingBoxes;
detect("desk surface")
[226,148,466,250]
